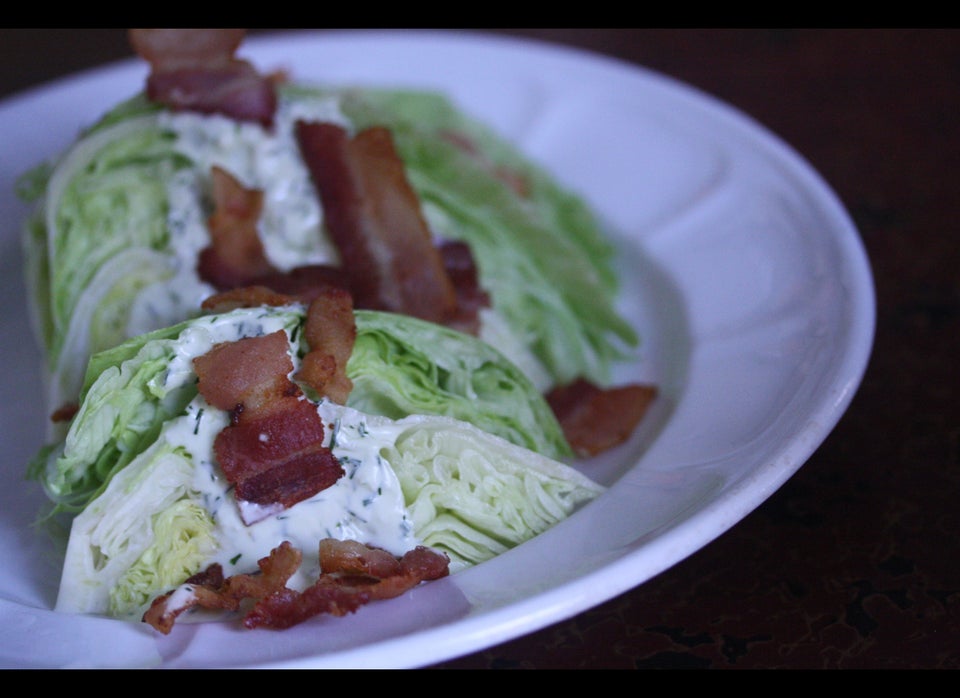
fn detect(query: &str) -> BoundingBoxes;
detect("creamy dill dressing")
[126,93,350,338]
[154,307,419,590]
[119,91,549,391]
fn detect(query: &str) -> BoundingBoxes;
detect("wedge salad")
[38,301,603,630]
[20,29,655,633]
[19,30,638,420]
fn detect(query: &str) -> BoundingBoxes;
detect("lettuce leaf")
[22,114,191,411]
[347,310,571,461]
[30,305,573,518]
[330,87,639,385]
[384,415,603,568]
[56,404,601,620]
[47,308,601,621]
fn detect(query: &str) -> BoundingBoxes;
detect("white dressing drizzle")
[156,307,419,590]
[127,93,350,338]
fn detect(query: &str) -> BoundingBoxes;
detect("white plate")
[0,29,875,669]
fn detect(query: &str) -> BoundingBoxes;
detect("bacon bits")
[143,540,302,634]
[193,330,343,524]
[197,166,274,289]
[438,240,491,336]
[200,284,300,313]
[547,378,658,458]
[296,288,357,404]
[295,121,458,325]
[142,539,450,634]
[129,28,277,128]
[195,143,488,334]
[244,539,450,630]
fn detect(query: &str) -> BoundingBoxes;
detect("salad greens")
[41,305,602,620]
[306,87,639,385]
[20,115,189,413]
[20,84,638,415]
[18,48,642,627]
[30,306,574,518]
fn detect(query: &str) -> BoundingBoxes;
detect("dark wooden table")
[1,28,956,670]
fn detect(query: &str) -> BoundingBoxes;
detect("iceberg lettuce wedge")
[30,305,573,518]
[56,402,601,621]
[21,83,638,415]
[43,306,601,622]
[385,415,602,568]
[20,113,191,413]
[347,310,571,460]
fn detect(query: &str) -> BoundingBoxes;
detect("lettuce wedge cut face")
[347,310,572,461]
[29,305,574,517]
[20,84,638,417]
[20,113,189,414]
[37,305,602,621]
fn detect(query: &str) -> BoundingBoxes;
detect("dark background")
[1,28,956,670]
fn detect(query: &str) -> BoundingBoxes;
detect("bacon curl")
[142,539,450,634]
[295,121,458,325]
[197,166,274,289]
[193,331,343,524]
[129,28,277,128]
[547,378,658,457]
[296,288,357,404]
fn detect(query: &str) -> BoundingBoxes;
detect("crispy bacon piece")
[243,540,450,630]
[296,288,356,404]
[143,541,302,634]
[247,264,351,304]
[438,240,491,335]
[200,284,299,312]
[216,399,343,517]
[546,378,658,457]
[295,121,458,325]
[142,539,450,634]
[193,329,294,413]
[200,284,358,406]
[129,28,277,128]
[193,331,343,524]
[50,402,79,423]
[198,166,275,290]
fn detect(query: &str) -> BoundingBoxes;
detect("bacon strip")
[142,541,302,634]
[142,539,450,634]
[216,399,343,517]
[546,378,658,457]
[438,240,491,335]
[295,121,458,325]
[196,143,486,333]
[129,28,277,128]
[244,540,450,630]
[296,288,357,404]
[200,284,299,313]
[193,329,294,413]
[193,330,343,524]
[197,166,275,289]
